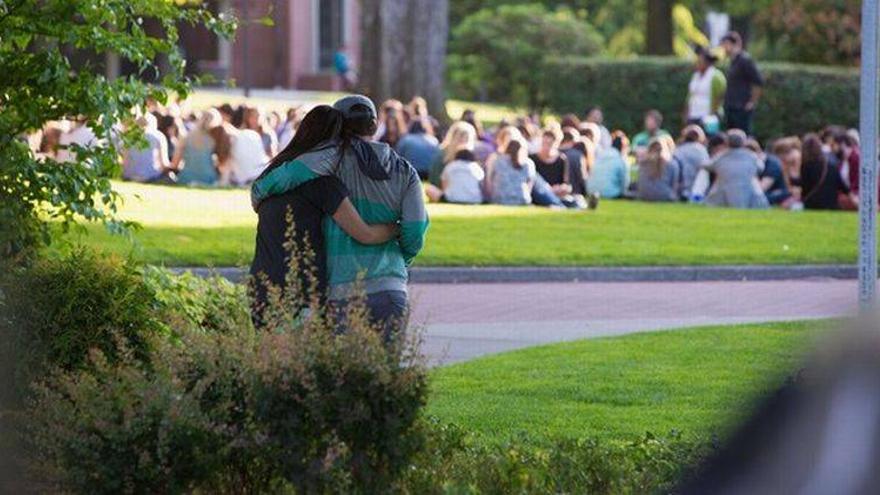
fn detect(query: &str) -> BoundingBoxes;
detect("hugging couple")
[248,95,429,341]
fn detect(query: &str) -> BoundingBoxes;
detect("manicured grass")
[68,181,860,267]
[426,320,831,443]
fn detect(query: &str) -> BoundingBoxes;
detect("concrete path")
[410,279,857,366]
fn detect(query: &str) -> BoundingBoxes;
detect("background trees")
[358,0,450,119]
[0,0,234,260]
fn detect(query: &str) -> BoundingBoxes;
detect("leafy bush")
[399,420,705,494]
[449,4,603,109]
[0,251,251,407]
[542,57,859,142]
[25,307,428,494]
[143,266,252,335]
[0,250,167,405]
[0,1,235,259]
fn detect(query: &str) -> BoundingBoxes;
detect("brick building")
[108,0,361,91]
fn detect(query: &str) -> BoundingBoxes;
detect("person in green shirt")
[632,109,671,159]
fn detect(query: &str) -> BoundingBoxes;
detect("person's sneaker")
[587,192,600,210]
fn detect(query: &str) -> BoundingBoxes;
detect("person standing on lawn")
[249,105,399,328]
[251,95,429,341]
[721,31,764,136]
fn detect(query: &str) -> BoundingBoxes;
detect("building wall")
[175,0,361,90]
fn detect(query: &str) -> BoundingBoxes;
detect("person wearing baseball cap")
[720,31,764,136]
[250,94,429,342]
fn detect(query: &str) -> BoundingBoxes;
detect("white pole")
[859,0,880,311]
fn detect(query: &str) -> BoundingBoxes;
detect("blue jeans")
[334,290,409,343]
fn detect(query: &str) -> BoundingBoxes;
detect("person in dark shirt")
[746,138,791,206]
[800,133,857,211]
[721,31,764,136]
[249,106,398,328]
[559,128,588,196]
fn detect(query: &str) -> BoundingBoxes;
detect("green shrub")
[25,307,428,494]
[542,57,859,142]
[399,420,705,494]
[449,4,603,109]
[0,251,252,407]
[143,266,252,335]
[0,250,167,405]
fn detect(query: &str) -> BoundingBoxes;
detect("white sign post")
[859,0,880,311]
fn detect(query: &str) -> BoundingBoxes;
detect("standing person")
[172,109,220,186]
[721,31,764,135]
[673,125,710,201]
[636,138,680,202]
[333,44,357,91]
[685,46,726,135]
[702,130,768,209]
[122,113,174,183]
[251,95,429,341]
[396,119,439,180]
[800,133,857,211]
[249,105,398,328]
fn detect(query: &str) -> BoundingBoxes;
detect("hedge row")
[542,57,859,142]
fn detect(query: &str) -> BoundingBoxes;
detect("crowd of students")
[23,31,861,213]
[27,95,863,213]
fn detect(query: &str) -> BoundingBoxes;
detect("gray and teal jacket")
[251,138,429,300]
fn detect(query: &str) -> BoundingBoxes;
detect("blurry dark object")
[679,321,880,495]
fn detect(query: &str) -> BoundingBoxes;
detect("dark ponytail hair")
[259,105,343,179]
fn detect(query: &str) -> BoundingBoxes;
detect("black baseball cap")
[333,95,377,120]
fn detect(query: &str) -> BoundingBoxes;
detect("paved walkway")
[410,279,856,365]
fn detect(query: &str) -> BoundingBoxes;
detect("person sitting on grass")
[800,133,857,211]
[489,133,538,206]
[249,105,399,328]
[589,131,630,199]
[428,120,476,187]
[702,129,769,209]
[395,119,439,180]
[636,137,680,202]
[632,109,672,158]
[746,138,792,207]
[673,125,710,201]
[425,149,485,204]
[559,128,589,196]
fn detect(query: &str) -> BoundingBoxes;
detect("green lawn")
[427,320,830,443]
[68,181,860,267]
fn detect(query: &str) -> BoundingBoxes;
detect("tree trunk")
[358,0,449,120]
[645,0,673,55]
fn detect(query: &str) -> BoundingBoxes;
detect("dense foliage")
[451,0,860,65]
[25,295,428,494]
[0,0,235,260]
[403,421,704,494]
[543,57,858,142]
[448,3,603,110]
[0,249,249,407]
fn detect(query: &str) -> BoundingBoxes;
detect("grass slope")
[68,182,859,267]
[426,320,830,443]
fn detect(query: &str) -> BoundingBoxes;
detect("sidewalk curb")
[172,265,861,284]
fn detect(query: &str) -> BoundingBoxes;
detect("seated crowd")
[30,95,863,212]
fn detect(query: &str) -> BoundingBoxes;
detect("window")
[318,0,345,70]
